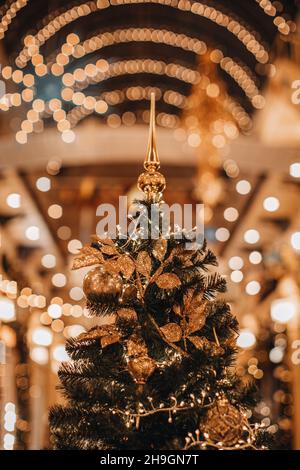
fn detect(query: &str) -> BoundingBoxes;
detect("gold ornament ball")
[137,169,166,197]
[202,398,246,447]
[83,266,123,298]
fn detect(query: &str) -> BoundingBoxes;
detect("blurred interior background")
[0,0,300,450]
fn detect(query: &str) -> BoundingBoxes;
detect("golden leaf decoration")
[101,244,119,256]
[187,335,207,349]
[174,248,196,266]
[72,246,104,270]
[187,312,206,335]
[156,273,181,289]
[153,238,168,261]
[126,334,148,357]
[104,259,120,275]
[101,332,121,348]
[160,323,182,343]
[188,336,224,356]
[91,234,115,246]
[117,254,136,279]
[136,251,152,278]
[183,289,194,310]
[77,325,114,342]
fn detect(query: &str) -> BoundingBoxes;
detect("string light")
[0,0,29,40]
[31,327,53,346]
[224,207,239,222]
[271,298,297,324]
[36,177,51,192]
[237,330,256,348]
[30,347,49,365]
[249,251,262,265]
[231,270,244,283]
[48,204,63,219]
[16,1,269,69]
[25,225,40,241]
[52,345,70,362]
[51,273,67,288]
[289,163,300,178]
[6,193,21,208]
[69,287,84,301]
[263,196,280,212]
[228,256,244,270]
[0,297,15,322]
[290,232,300,251]
[3,402,16,450]
[47,28,259,102]
[245,280,261,295]
[244,229,260,244]
[215,227,230,242]
[41,254,56,269]
[236,179,251,195]
[47,304,62,319]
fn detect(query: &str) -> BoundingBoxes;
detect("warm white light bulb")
[271,298,297,324]
[237,330,256,349]
[290,163,300,178]
[263,197,280,212]
[244,229,260,244]
[291,232,300,251]
[6,193,21,209]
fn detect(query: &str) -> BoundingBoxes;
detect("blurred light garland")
[0,0,29,40]
[14,0,271,68]
[47,28,260,104]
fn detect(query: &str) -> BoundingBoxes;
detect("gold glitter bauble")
[128,355,156,385]
[137,169,166,198]
[202,398,246,447]
[83,266,122,298]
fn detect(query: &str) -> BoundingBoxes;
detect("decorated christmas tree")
[49,94,271,450]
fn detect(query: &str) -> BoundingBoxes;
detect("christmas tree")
[49,94,271,450]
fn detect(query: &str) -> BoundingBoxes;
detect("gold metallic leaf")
[160,323,182,343]
[91,234,115,246]
[117,254,136,279]
[174,247,196,266]
[188,336,224,355]
[126,334,148,357]
[104,259,121,274]
[183,289,194,309]
[187,311,206,334]
[153,238,168,261]
[117,308,138,322]
[77,325,114,342]
[187,335,207,349]
[101,332,120,348]
[156,273,181,289]
[72,246,104,270]
[136,251,152,278]
[101,244,118,255]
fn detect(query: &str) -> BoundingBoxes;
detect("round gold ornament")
[83,266,122,299]
[137,168,166,201]
[202,398,247,447]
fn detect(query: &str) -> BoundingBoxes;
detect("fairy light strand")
[48,28,261,103]
[15,0,270,68]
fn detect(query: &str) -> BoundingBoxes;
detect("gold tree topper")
[137,93,166,202]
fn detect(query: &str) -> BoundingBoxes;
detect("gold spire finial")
[137,93,166,202]
[144,92,160,171]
